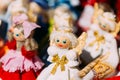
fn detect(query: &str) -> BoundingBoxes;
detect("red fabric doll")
[0,13,44,80]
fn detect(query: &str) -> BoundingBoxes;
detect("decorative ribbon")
[51,54,68,75]
[89,31,105,50]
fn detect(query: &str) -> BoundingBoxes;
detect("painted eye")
[103,25,106,28]
[56,39,59,42]
[63,40,66,44]
[16,34,19,36]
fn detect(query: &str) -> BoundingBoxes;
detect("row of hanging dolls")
[0,0,120,80]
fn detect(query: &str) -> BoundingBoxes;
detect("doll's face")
[98,17,116,32]
[13,27,25,41]
[98,21,110,32]
[55,36,71,49]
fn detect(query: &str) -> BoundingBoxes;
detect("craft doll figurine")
[0,13,44,80]
[37,29,87,80]
[79,12,119,80]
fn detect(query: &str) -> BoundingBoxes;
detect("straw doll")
[79,12,119,80]
[37,29,87,80]
[0,14,44,80]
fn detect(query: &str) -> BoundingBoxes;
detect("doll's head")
[12,24,25,42]
[92,2,113,24]
[97,12,116,32]
[54,5,73,30]
[11,13,40,40]
[8,13,40,50]
[50,30,77,49]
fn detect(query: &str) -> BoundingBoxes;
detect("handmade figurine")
[49,5,78,47]
[79,12,119,80]
[0,14,44,80]
[37,29,87,80]
[103,1,120,79]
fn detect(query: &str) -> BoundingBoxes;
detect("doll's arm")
[21,46,37,59]
[47,46,58,62]
[47,46,58,56]
[66,50,79,67]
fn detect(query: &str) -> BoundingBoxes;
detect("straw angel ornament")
[79,12,119,80]
[37,29,87,80]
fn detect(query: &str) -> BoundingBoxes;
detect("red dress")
[0,40,44,80]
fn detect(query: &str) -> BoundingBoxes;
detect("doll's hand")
[67,50,77,60]
[47,46,58,56]
[66,50,79,67]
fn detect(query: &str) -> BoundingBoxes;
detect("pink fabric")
[22,21,40,38]
[12,14,40,38]
[0,50,44,72]
[12,14,28,24]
